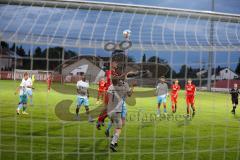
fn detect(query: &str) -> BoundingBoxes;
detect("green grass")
[0,80,240,160]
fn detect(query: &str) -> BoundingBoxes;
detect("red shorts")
[171,96,178,104]
[186,96,195,105]
[98,90,105,95]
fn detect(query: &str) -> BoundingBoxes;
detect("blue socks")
[107,122,112,131]
[17,103,23,110]
[30,98,33,105]
[164,108,167,113]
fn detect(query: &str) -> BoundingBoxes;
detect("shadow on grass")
[51,83,154,106]
[176,118,192,127]
[55,100,105,122]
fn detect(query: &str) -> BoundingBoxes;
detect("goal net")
[0,0,240,160]
[13,69,53,81]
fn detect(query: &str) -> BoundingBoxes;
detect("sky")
[0,0,239,72]
[86,0,240,14]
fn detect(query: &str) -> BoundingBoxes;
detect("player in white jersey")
[76,76,94,122]
[21,73,33,105]
[15,72,30,115]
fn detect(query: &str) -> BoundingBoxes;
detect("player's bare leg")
[48,86,50,93]
[171,101,177,113]
[191,104,196,117]
[122,118,126,126]
[29,95,33,106]
[75,106,80,120]
[172,103,177,120]
[163,103,167,116]
[96,107,108,130]
[16,103,23,115]
[105,121,112,137]
[22,105,28,115]
[186,104,191,118]
[110,128,122,152]
[171,103,175,113]
[85,107,94,122]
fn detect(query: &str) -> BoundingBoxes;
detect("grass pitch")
[0,80,240,160]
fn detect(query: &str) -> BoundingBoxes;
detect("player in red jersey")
[96,77,106,104]
[103,61,119,104]
[46,73,52,93]
[96,61,119,130]
[185,79,196,117]
[171,79,180,113]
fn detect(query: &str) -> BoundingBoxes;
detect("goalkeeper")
[230,83,240,115]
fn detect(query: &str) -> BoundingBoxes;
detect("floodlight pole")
[207,0,215,91]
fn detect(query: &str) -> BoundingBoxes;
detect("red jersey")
[185,84,196,96]
[105,69,118,89]
[171,84,180,96]
[98,80,106,91]
[47,77,52,85]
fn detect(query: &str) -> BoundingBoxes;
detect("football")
[123,29,131,39]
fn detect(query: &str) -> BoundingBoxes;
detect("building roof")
[197,67,238,78]
[0,0,240,51]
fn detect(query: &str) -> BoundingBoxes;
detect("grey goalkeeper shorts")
[108,112,122,129]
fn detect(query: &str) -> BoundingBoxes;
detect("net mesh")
[0,0,240,160]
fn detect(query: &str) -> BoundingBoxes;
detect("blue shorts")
[121,101,127,118]
[26,89,33,96]
[76,96,89,109]
[20,95,28,104]
[157,95,167,104]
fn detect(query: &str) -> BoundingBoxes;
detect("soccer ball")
[123,29,131,39]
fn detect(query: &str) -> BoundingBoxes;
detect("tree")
[148,56,158,63]
[48,47,63,59]
[216,65,221,74]
[177,65,187,78]
[64,50,77,59]
[16,46,26,57]
[148,56,165,63]
[127,56,135,62]
[0,41,9,49]
[10,43,16,51]
[142,54,146,63]
[34,47,42,57]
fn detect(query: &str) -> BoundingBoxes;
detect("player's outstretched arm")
[127,86,134,97]
[127,80,137,97]
[27,85,33,89]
